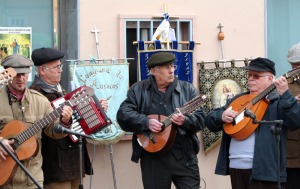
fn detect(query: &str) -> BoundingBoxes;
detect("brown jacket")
[287,81,300,168]
[0,86,66,189]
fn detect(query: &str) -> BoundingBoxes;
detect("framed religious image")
[213,79,242,108]
[0,27,32,80]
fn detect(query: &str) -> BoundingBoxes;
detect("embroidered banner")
[69,63,129,145]
[137,41,195,83]
[198,60,249,153]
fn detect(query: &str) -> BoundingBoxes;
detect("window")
[123,18,193,86]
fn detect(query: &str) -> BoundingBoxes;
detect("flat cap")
[1,54,33,74]
[31,47,65,66]
[245,57,276,75]
[147,52,176,69]
[287,42,300,64]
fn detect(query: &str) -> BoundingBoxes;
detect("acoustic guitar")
[0,86,94,187]
[224,66,300,140]
[0,67,17,87]
[137,95,206,154]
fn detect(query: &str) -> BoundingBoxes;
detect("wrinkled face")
[247,70,274,95]
[151,63,176,88]
[8,73,29,95]
[39,59,63,85]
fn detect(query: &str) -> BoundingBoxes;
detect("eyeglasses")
[43,64,63,71]
[248,73,271,79]
[158,64,178,71]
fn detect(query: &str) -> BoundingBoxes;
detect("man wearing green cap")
[117,52,206,189]
[0,54,73,189]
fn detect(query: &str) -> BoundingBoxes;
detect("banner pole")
[109,144,118,189]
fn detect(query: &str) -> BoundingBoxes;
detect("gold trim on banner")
[199,60,250,154]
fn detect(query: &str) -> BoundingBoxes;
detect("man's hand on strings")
[0,139,14,162]
[222,109,238,123]
[274,76,289,95]
[148,119,164,133]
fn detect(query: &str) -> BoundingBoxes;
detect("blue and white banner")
[137,41,195,83]
[139,50,193,83]
[70,63,129,145]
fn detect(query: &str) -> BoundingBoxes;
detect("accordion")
[51,86,112,142]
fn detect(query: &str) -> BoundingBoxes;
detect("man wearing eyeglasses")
[205,57,300,189]
[29,48,107,189]
[117,52,206,189]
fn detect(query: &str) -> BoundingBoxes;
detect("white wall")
[80,0,266,188]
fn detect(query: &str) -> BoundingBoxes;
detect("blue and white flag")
[70,63,129,145]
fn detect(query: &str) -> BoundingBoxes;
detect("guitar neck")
[15,103,68,145]
[161,95,205,126]
[252,83,275,104]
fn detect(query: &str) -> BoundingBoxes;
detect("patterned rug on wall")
[198,60,250,154]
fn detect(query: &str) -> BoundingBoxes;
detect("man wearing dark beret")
[0,54,73,189]
[29,47,108,189]
[205,57,300,189]
[117,52,206,189]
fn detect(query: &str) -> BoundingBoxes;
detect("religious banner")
[198,60,250,153]
[137,40,195,83]
[69,63,129,145]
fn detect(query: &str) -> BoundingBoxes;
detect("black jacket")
[117,76,206,163]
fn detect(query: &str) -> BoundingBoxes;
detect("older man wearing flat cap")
[286,42,300,189]
[205,57,300,189]
[117,52,206,189]
[0,54,73,189]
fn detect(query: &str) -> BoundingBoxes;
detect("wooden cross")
[217,23,224,33]
[91,27,100,59]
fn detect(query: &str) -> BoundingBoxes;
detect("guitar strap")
[6,86,13,106]
[6,86,24,121]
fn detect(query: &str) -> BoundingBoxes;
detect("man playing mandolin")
[117,52,206,189]
[0,54,73,189]
[205,57,300,189]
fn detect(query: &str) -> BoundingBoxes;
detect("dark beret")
[147,52,176,69]
[1,54,33,74]
[245,57,276,75]
[31,47,65,66]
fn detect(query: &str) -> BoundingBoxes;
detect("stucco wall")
[80,0,266,188]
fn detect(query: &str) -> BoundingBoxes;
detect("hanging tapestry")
[69,63,129,145]
[198,60,249,153]
[137,40,195,83]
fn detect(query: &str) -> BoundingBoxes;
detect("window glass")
[267,0,300,76]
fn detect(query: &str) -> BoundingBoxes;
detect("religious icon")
[212,79,242,108]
